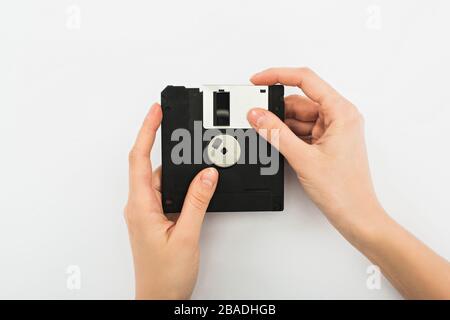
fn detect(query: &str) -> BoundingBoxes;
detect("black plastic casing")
[161,85,284,213]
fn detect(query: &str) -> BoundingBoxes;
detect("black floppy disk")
[161,85,284,213]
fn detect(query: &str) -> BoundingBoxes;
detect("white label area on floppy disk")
[202,85,269,129]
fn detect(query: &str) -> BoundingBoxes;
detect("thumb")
[172,167,218,244]
[247,108,310,172]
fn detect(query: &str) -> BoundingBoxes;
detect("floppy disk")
[161,85,284,213]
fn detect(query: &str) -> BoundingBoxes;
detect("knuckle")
[262,113,276,129]
[268,111,282,127]
[298,66,313,75]
[345,106,364,125]
[358,111,365,124]
[123,201,143,228]
[188,191,208,211]
[128,149,138,164]
[298,66,312,73]
[322,93,343,107]
[123,205,132,225]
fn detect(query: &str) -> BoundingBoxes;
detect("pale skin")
[125,67,450,300]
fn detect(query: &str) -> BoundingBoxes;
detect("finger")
[152,166,162,193]
[285,118,314,136]
[247,108,310,171]
[128,103,162,194]
[285,94,319,121]
[251,67,342,106]
[172,168,218,244]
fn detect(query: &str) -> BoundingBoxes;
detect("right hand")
[247,67,383,236]
[125,103,219,299]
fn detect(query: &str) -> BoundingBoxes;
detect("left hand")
[125,103,219,299]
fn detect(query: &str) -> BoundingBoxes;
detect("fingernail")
[201,168,218,188]
[247,109,266,128]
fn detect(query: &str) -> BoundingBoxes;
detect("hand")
[247,67,381,236]
[247,67,450,299]
[125,103,219,299]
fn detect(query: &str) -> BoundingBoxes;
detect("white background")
[0,0,449,299]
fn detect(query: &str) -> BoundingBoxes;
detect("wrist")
[328,198,392,253]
